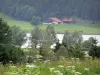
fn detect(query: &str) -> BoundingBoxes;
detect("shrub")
[67,48,85,59]
[0,44,24,64]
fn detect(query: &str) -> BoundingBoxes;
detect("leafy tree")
[31,16,41,25]
[24,7,36,21]
[62,31,83,49]
[82,40,91,51]
[11,26,26,46]
[0,18,24,64]
[31,27,43,46]
[0,18,12,44]
[0,44,24,64]
[62,31,84,58]
[88,37,100,58]
[62,31,72,49]
[46,25,57,42]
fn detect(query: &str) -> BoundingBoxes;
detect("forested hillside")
[0,0,100,22]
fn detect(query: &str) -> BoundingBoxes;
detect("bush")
[67,48,85,59]
[0,44,24,64]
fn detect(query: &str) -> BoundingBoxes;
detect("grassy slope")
[0,13,34,32]
[0,12,100,34]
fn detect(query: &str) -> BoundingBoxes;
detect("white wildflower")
[72,66,75,70]
[49,68,55,72]
[72,70,76,73]
[10,65,17,68]
[36,55,43,59]
[26,64,37,68]
[71,58,74,60]
[75,72,82,75]
[58,72,63,75]
[54,70,60,73]
[58,65,64,68]
[84,68,89,71]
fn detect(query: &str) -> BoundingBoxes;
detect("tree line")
[0,0,100,23]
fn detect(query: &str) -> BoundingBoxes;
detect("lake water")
[21,33,100,48]
[56,34,100,45]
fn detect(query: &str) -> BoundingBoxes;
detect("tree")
[31,16,41,25]
[46,25,57,42]
[24,7,36,21]
[62,31,84,58]
[0,18,24,64]
[0,44,24,64]
[82,40,91,51]
[62,31,72,49]
[1,0,100,21]
[0,18,12,44]
[62,31,83,49]
[11,26,26,46]
[88,37,100,58]
[31,27,43,47]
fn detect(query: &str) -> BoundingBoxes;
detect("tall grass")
[0,59,100,75]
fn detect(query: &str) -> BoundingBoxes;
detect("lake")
[56,34,100,45]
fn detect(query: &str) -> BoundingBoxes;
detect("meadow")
[0,58,100,75]
[0,13,100,34]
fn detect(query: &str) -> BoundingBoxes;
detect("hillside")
[0,13,34,32]
[0,0,100,21]
[0,12,100,34]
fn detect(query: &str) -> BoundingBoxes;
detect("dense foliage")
[0,0,100,22]
[0,18,12,44]
[0,18,24,64]
[11,26,26,46]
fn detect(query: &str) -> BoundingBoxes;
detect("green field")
[0,12,100,34]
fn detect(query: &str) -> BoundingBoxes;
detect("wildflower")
[26,64,37,68]
[10,65,17,68]
[49,68,55,72]
[34,60,36,63]
[58,72,63,75]
[58,65,64,68]
[84,68,89,71]
[66,66,71,70]
[44,60,50,63]
[76,58,79,61]
[67,66,72,68]
[54,70,60,73]
[72,70,76,73]
[36,55,43,59]
[71,66,75,70]
[75,72,82,75]
[71,58,74,60]
[54,70,63,75]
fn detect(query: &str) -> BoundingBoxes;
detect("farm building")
[43,17,63,24]
[62,18,73,24]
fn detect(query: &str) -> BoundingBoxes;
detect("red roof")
[62,18,72,22]
[49,17,62,23]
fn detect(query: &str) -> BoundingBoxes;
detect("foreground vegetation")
[0,59,100,75]
[0,17,100,75]
[0,12,100,34]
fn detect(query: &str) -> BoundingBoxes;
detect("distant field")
[0,12,100,34]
